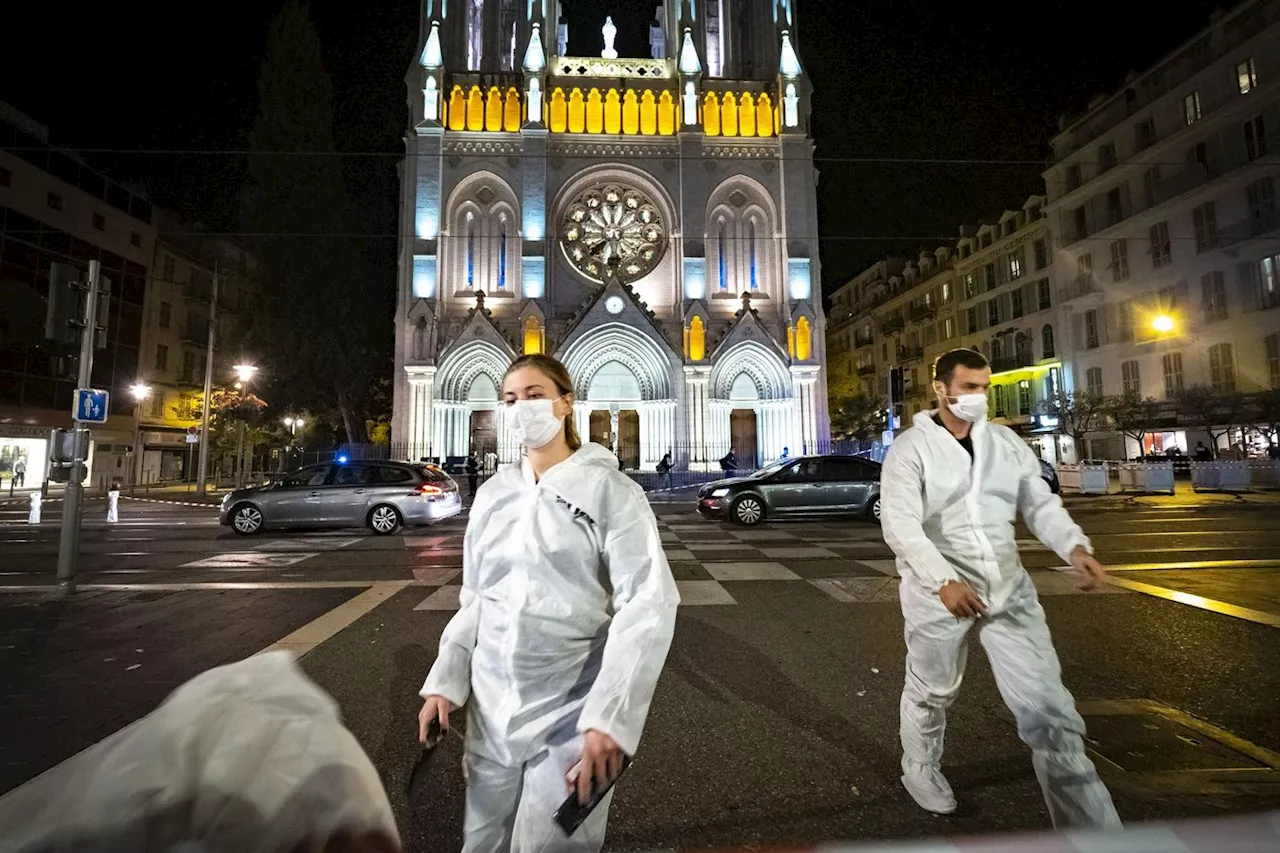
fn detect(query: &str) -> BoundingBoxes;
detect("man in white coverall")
[881,348,1120,829]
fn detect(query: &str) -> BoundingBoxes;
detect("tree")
[1103,391,1162,458]
[240,0,383,445]
[1176,385,1246,458]
[1050,390,1107,460]
[831,393,887,443]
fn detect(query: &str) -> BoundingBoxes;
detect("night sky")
[4,0,1224,298]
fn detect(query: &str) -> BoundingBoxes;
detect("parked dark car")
[697,455,882,526]
[220,460,461,536]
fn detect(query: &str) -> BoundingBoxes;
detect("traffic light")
[43,262,110,348]
[48,428,90,484]
[44,262,81,344]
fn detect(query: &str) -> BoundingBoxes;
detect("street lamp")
[232,364,257,488]
[282,416,305,473]
[129,383,151,488]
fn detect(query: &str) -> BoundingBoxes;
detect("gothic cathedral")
[392,0,827,470]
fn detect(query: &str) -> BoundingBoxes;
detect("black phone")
[553,755,631,837]
[406,719,446,796]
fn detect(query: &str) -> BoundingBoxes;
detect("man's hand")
[938,580,987,619]
[1069,546,1108,591]
[566,730,625,805]
[417,695,452,744]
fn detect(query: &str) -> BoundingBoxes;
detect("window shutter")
[1237,261,1259,311]
[1102,302,1119,345]
[1072,313,1085,351]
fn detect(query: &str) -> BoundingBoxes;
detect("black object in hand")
[553,755,631,837]
[407,719,446,796]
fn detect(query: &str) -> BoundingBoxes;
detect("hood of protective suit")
[422,440,679,764]
[880,410,1090,606]
[0,651,398,853]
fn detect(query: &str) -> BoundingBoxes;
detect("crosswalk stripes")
[178,534,365,569]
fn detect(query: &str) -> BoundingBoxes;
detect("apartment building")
[1042,0,1280,458]
[0,102,156,488]
[137,219,260,484]
[826,197,1064,462]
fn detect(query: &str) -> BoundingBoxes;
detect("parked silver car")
[219,460,462,536]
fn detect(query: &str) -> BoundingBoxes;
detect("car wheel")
[730,495,765,526]
[367,504,403,536]
[868,494,882,522]
[231,503,263,536]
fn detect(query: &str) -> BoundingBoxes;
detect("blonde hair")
[504,354,582,450]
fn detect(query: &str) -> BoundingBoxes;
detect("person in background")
[656,451,673,490]
[417,353,679,853]
[13,456,26,488]
[719,451,737,474]
[1193,441,1212,462]
[880,347,1119,830]
[465,450,480,497]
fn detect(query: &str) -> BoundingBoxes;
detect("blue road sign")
[73,388,110,424]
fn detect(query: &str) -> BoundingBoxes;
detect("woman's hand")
[566,730,625,805]
[418,695,452,744]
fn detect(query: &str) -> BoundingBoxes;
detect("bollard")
[106,485,120,523]
[28,491,42,524]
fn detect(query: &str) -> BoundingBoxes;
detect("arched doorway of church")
[729,372,760,469]
[586,360,642,469]
[467,373,499,458]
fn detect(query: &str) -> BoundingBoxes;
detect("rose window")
[560,184,667,283]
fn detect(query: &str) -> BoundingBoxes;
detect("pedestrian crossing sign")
[74,388,110,423]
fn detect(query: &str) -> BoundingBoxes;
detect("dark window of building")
[91,213,105,231]
[47,191,63,211]
[0,165,11,187]
[129,231,142,248]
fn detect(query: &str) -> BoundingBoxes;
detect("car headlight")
[710,488,730,498]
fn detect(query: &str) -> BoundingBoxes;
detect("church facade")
[392,0,828,471]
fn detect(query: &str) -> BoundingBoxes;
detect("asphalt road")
[1,492,1278,849]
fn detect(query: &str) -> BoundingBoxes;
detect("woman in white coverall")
[880,348,1120,829]
[416,353,680,853]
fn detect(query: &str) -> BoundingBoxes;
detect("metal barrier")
[1117,461,1175,494]
[1191,460,1274,492]
[1056,463,1110,495]
[641,809,1280,851]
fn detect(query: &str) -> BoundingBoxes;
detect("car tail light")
[416,483,444,496]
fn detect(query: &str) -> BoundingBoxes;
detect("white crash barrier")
[1117,461,1174,494]
[28,491,41,524]
[640,810,1280,852]
[1056,463,1110,495]
[1250,460,1280,489]
[1192,460,1258,492]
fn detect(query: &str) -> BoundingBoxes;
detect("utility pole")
[196,263,219,494]
[56,260,103,596]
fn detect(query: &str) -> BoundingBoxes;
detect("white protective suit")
[420,442,680,853]
[881,410,1120,829]
[0,651,398,853]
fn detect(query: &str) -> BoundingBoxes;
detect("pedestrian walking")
[656,452,672,490]
[465,450,480,496]
[13,457,25,488]
[416,353,679,853]
[880,348,1119,829]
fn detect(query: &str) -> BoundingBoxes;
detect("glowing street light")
[283,416,305,435]
[129,382,152,401]
[1151,314,1175,333]
[233,363,258,384]
[128,382,152,487]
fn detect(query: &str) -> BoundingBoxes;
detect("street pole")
[196,263,218,494]
[56,260,101,596]
[236,421,246,489]
[131,400,142,491]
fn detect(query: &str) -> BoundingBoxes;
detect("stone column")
[683,366,710,469]
[790,366,819,454]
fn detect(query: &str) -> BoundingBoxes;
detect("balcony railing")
[1059,274,1098,303]
[180,324,208,347]
[881,317,905,335]
[896,345,924,363]
[1220,210,1280,248]
[990,352,1035,374]
[856,364,878,377]
[854,335,875,349]
[908,303,936,322]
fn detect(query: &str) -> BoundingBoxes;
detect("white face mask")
[505,398,565,448]
[943,392,989,423]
